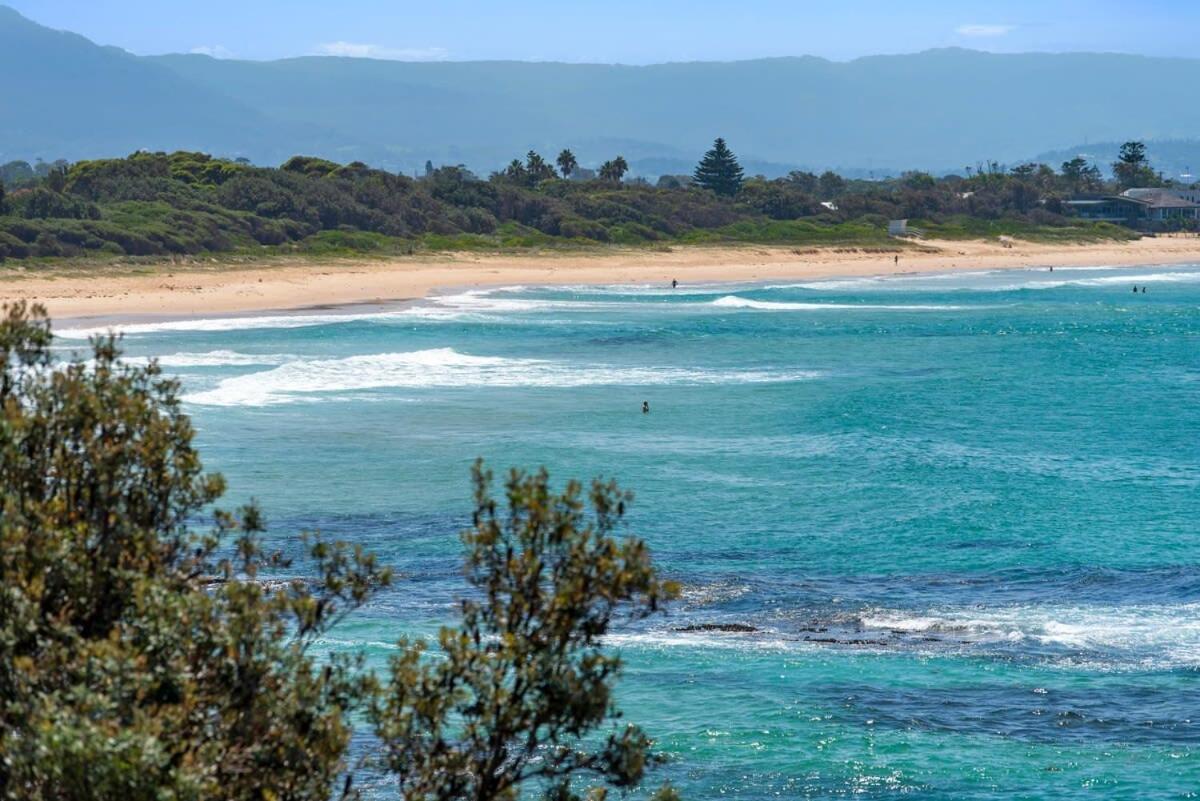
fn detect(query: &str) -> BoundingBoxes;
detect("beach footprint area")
[65,264,1200,800]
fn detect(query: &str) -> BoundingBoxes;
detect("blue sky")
[8,0,1192,63]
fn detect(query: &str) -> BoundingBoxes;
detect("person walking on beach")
[894,255,899,267]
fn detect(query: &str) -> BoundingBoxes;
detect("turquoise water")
[61,264,1200,799]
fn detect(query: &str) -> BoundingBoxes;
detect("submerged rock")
[802,636,886,646]
[675,623,759,633]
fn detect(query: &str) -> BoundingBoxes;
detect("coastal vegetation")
[0,141,1148,265]
[0,302,679,800]
[692,138,745,197]
[1112,141,1163,189]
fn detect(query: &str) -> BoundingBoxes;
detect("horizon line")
[145,46,1200,68]
[2,6,1192,68]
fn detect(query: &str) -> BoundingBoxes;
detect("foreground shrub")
[0,303,678,801]
[0,303,390,799]
[373,463,680,801]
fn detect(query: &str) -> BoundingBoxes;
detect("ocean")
[58,264,1200,799]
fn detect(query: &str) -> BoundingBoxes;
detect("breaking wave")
[430,290,634,313]
[54,311,408,338]
[859,602,1200,668]
[53,303,519,339]
[768,267,1200,293]
[604,599,1200,671]
[129,350,294,367]
[711,295,971,311]
[185,347,820,406]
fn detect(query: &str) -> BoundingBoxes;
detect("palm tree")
[524,151,556,184]
[598,156,628,183]
[556,149,578,180]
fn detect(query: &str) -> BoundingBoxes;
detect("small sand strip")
[2,237,1198,320]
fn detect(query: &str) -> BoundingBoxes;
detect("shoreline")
[3,237,1199,322]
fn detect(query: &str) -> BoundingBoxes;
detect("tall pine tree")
[1113,140,1159,189]
[693,137,744,196]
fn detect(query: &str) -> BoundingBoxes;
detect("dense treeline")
[0,145,1148,262]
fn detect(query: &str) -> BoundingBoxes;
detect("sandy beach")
[3,236,1198,320]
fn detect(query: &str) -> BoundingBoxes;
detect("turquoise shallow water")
[60,264,1200,798]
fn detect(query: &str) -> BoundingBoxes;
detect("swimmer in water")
[642,401,650,414]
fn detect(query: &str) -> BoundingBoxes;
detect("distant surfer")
[642,401,650,414]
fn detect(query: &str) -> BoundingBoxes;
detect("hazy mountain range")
[4,5,1200,176]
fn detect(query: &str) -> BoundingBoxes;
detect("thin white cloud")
[191,44,235,59]
[955,24,1015,38]
[314,41,449,61]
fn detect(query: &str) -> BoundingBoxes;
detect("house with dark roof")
[1067,188,1200,227]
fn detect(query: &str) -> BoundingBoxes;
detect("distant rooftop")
[1120,188,1200,208]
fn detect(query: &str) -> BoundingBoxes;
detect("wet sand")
[3,237,1198,320]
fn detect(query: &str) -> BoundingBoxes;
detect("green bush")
[495,221,560,247]
[297,229,395,254]
[33,232,64,257]
[609,221,662,243]
[0,304,678,800]
[680,218,890,246]
[918,215,1139,243]
[418,232,497,251]
[0,231,28,259]
[559,217,610,241]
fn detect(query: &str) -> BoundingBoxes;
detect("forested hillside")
[5,5,1200,173]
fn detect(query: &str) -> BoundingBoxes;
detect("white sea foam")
[430,290,634,313]
[125,350,295,368]
[1069,270,1200,286]
[55,311,412,339]
[769,267,1200,293]
[184,347,820,406]
[600,602,1200,669]
[53,302,516,339]
[711,295,970,311]
[767,270,1000,291]
[546,282,755,297]
[976,272,1200,292]
[1040,264,1124,272]
[680,580,754,607]
[862,603,1200,667]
